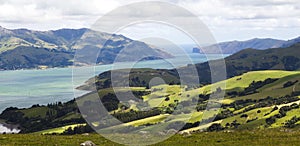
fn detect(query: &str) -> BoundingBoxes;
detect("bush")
[284,116,300,128]
[207,123,224,132]
[283,80,298,88]
[240,114,248,118]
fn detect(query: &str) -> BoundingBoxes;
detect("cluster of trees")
[61,125,94,135]
[99,90,152,112]
[284,116,300,128]
[0,107,24,124]
[224,120,241,129]
[207,123,224,132]
[282,56,300,70]
[184,119,240,132]
[112,108,162,123]
[227,78,278,97]
[130,76,148,87]
[214,109,234,121]
[198,94,210,101]
[291,91,300,96]
[226,95,300,112]
[0,99,85,133]
[132,90,151,99]
[283,80,298,88]
[226,99,254,110]
[266,103,300,126]
[46,100,80,120]
[180,121,201,131]
[101,93,119,111]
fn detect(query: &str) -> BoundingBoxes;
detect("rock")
[139,131,148,134]
[192,47,201,53]
[179,131,191,137]
[166,129,178,135]
[80,141,96,146]
[158,131,166,136]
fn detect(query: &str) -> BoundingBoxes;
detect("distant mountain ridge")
[0,26,172,70]
[193,37,300,54]
[80,42,300,90]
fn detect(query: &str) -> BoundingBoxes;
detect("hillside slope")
[193,37,300,54]
[0,46,74,70]
[0,26,172,70]
[2,71,300,134]
[182,70,300,132]
[188,42,300,83]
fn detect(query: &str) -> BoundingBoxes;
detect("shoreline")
[0,121,20,134]
[0,89,91,113]
[0,53,232,72]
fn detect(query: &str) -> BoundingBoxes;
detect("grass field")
[199,70,300,94]
[20,106,50,118]
[144,84,183,107]
[2,130,300,146]
[220,106,273,129]
[124,114,169,126]
[272,108,300,128]
[36,124,86,135]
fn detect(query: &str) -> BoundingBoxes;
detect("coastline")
[0,121,20,134]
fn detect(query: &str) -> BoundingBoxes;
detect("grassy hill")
[91,70,300,133]
[2,70,300,135]
[0,99,84,133]
[77,68,180,90]
[0,46,74,70]
[186,42,300,83]
[180,70,300,132]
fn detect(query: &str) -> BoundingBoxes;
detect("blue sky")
[0,0,299,43]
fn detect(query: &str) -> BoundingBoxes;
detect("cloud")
[174,0,300,41]
[0,0,299,42]
[0,0,122,30]
[178,0,300,20]
[225,0,298,7]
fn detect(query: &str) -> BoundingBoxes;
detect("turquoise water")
[0,53,229,112]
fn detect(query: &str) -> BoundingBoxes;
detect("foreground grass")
[1,130,300,146]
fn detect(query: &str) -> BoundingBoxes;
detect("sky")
[0,0,299,43]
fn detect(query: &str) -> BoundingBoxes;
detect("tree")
[240,114,248,118]
[165,97,170,101]
[207,123,224,132]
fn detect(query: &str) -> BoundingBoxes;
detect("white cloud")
[0,0,299,42]
[176,0,300,41]
[0,0,122,30]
